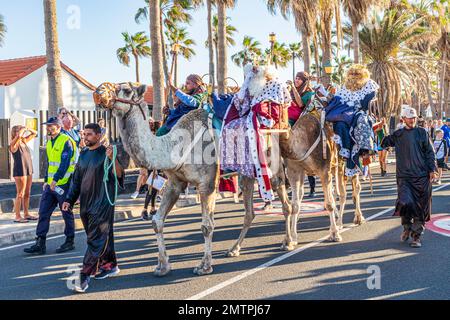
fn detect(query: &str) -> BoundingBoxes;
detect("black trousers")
[308,176,316,192]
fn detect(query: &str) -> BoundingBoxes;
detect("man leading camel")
[381,107,437,248]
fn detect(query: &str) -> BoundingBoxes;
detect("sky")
[0,0,306,87]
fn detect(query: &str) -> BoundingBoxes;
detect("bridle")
[94,82,147,129]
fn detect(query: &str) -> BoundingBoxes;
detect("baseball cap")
[400,107,418,119]
[42,116,62,126]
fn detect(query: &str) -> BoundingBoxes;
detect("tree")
[43,0,63,117]
[318,0,336,87]
[342,0,376,63]
[266,42,291,69]
[137,0,196,108]
[116,31,151,83]
[0,14,6,47]
[266,0,317,73]
[165,25,196,86]
[331,55,352,85]
[359,9,433,117]
[150,0,165,121]
[288,42,302,80]
[231,36,262,67]
[217,0,237,94]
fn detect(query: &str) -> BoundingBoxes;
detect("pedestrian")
[63,123,124,293]
[440,118,450,149]
[130,168,148,199]
[307,176,316,198]
[9,125,38,223]
[374,117,389,176]
[433,129,449,185]
[24,117,76,255]
[381,107,437,248]
[61,113,82,162]
[428,120,435,140]
[98,118,110,147]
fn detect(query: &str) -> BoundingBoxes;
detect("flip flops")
[14,219,29,223]
[25,216,38,221]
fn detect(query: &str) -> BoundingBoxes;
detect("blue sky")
[0,0,305,86]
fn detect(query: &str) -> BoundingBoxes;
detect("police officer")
[24,117,76,255]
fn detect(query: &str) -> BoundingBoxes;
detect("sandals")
[14,219,29,223]
[25,216,38,221]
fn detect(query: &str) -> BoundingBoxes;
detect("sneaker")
[94,266,120,280]
[401,230,410,242]
[262,202,273,211]
[130,191,139,199]
[156,195,162,203]
[73,273,90,293]
[437,180,442,185]
[410,238,422,248]
[141,210,150,221]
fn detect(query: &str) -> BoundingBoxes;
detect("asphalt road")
[0,168,449,300]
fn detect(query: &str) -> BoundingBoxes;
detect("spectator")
[441,118,450,150]
[24,117,76,255]
[98,118,110,147]
[131,168,148,199]
[61,113,82,162]
[9,125,38,223]
[57,107,81,127]
[433,129,449,185]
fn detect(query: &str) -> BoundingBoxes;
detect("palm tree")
[359,9,433,117]
[117,32,151,83]
[43,0,63,116]
[217,0,237,94]
[318,0,336,87]
[137,0,196,108]
[231,36,262,67]
[206,15,237,83]
[0,14,6,47]
[206,0,215,88]
[331,55,352,85]
[166,25,196,86]
[150,0,165,121]
[288,42,302,80]
[266,0,317,73]
[342,0,376,63]
[266,42,291,69]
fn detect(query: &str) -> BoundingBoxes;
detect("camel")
[94,82,364,275]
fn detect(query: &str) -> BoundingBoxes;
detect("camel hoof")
[193,266,213,276]
[154,266,171,277]
[327,233,343,242]
[281,242,296,251]
[226,250,240,257]
[353,216,365,225]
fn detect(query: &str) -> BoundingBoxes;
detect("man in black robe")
[63,123,124,293]
[381,107,437,248]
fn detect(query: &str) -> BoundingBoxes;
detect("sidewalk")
[0,191,209,248]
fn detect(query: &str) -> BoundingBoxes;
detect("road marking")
[0,202,199,252]
[367,288,428,300]
[187,183,450,300]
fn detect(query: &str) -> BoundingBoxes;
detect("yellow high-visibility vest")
[46,134,76,186]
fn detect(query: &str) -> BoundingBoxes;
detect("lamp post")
[170,43,180,86]
[269,32,276,66]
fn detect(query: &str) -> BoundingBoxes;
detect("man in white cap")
[381,106,437,247]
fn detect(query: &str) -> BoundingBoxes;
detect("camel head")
[93,82,147,117]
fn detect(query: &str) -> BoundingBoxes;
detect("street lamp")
[269,32,276,65]
[323,60,333,75]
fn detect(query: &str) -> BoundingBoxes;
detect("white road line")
[367,288,428,300]
[0,202,199,252]
[187,183,450,300]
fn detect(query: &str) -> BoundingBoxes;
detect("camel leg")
[321,170,342,242]
[152,179,187,277]
[282,162,303,251]
[336,162,347,230]
[351,175,365,225]
[193,188,216,276]
[226,176,255,257]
